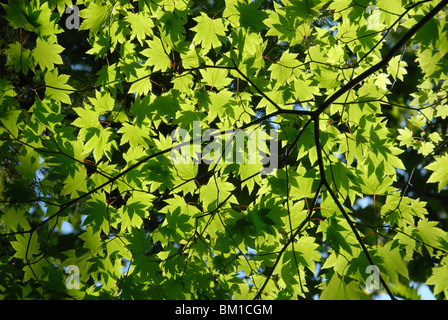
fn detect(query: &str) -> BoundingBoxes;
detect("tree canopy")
[1,0,448,300]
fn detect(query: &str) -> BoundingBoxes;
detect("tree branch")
[313,0,448,117]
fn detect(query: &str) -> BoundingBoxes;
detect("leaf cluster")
[1,0,448,300]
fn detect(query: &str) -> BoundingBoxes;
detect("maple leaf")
[141,38,172,72]
[426,262,448,298]
[126,11,154,45]
[397,127,414,148]
[191,12,227,53]
[32,38,64,70]
[79,2,110,34]
[11,233,40,261]
[118,121,151,149]
[5,41,32,75]
[200,68,232,89]
[44,69,74,104]
[426,155,448,192]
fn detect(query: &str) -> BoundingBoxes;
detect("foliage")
[1,0,448,300]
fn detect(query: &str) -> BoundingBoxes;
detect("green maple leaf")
[238,163,263,191]
[44,69,74,104]
[387,56,408,81]
[238,0,268,32]
[397,127,414,148]
[225,0,268,33]
[132,256,160,279]
[29,1,61,36]
[141,38,172,72]
[417,141,434,156]
[121,193,152,232]
[294,73,320,102]
[173,162,198,181]
[428,132,443,144]
[158,12,186,49]
[61,166,88,197]
[200,176,237,210]
[32,38,64,70]
[0,108,21,138]
[359,160,394,195]
[79,2,110,34]
[153,132,174,152]
[172,73,194,92]
[412,219,447,253]
[205,89,236,122]
[268,50,299,84]
[200,68,232,89]
[159,196,197,242]
[327,45,345,65]
[2,1,60,36]
[88,90,115,114]
[436,104,448,119]
[320,273,369,300]
[191,12,227,53]
[374,73,391,91]
[5,41,32,75]
[130,95,152,121]
[426,262,448,298]
[246,207,276,236]
[83,127,115,161]
[377,242,409,284]
[127,228,151,256]
[79,225,103,252]
[325,162,358,201]
[48,0,74,14]
[1,0,27,28]
[82,195,110,233]
[30,98,65,130]
[293,236,322,273]
[148,91,181,123]
[377,0,402,26]
[126,11,154,45]
[417,49,443,77]
[0,77,15,100]
[128,66,152,97]
[1,208,31,232]
[72,105,102,141]
[11,233,40,261]
[409,114,426,128]
[118,121,151,149]
[318,217,354,255]
[17,150,41,180]
[426,155,448,192]
[264,0,313,46]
